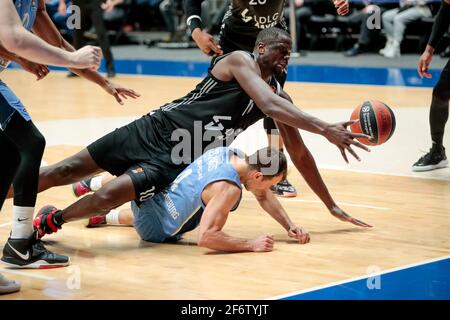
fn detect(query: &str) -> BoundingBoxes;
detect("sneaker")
[379,38,393,55]
[72,179,92,198]
[86,215,107,228]
[0,273,21,294]
[383,40,401,58]
[33,205,63,239]
[344,44,367,57]
[1,231,69,269]
[270,179,298,197]
[412,147,448,172]
[107,69,116,78]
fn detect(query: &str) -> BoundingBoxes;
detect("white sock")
[90,176,103,191]
[11,206,34,239]
[105,209,120,225]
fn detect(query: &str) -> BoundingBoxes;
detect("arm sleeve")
[428,0,450,49]
[184,0,205,32]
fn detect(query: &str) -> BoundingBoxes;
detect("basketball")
[350,100,396,146]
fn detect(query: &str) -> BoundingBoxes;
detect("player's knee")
[21,131,45,166]
[91,190,118,211]
[49,161,79,182]
[432,83,450,102]
[29,130,46,157]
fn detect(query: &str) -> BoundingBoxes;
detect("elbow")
[259,99,279,119]
[1,28,24,53]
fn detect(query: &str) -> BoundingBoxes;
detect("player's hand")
[18,59,49,81]
[102,80,141,105]
[288,225,310,244]
[251,234,274,252]
[418,45,434,79]
[329,205,372,228]
[333,0,349,16]
[324,120,371,163]
[192,28,223,57]
[70,45,102,70]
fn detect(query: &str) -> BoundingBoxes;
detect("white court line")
[268,254,450,300]
[243,197,390,211]
[0,269,56,281]
[0,222,12,228]
[319,164,450,181]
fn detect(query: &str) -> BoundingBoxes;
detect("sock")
[105,209,120,225]
[11,206,34,239]
[89,176,103,191]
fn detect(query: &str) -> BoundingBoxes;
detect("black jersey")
[220,0,287,52]
[156,52,281,162]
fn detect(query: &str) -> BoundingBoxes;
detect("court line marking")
[242,197,390,211]
[0,269,56,281]
[268,254,450,300]
[318,164,450,181]
[0,222,12,228]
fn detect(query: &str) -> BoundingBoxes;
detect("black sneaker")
[1,231,69,269]
[412,147,448,172]
[270,179,298,197]
[344,44,368,57]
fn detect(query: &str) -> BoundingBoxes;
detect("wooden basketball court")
[0,70,449,299]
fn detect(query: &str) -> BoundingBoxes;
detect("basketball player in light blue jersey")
[41,147,312,252]
[0,0,139,294]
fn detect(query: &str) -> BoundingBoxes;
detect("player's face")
[261,39,292,74]
[245,173,283,192]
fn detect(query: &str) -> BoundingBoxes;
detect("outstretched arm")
[32,0,140,104]
[0,43,50,80]
[198,182,274,252]
[0,0,99,68]
[221,52,370,162]
[252,188,310,244]
[276,116,372,228]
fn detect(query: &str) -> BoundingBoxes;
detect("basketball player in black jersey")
[412,0,450,172]
[26,28,371,240]
[185,0,349,197]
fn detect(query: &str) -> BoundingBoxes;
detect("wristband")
[187,15,203,33]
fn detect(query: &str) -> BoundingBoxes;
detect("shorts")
[0,80,31,130]
[132,200,182,243]
[87,112,186,202]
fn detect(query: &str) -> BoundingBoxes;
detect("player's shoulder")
[217,51,256,68]
[209,180,241,198]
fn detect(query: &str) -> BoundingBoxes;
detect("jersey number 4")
[204,116,232,131]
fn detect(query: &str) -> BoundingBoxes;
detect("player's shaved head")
[255,27,292,47]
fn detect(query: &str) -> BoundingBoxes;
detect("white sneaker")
[0,273,21,294]
[384,40,401,58]
[379,37,393,55]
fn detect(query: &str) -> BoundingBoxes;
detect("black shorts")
[87,112,186,202]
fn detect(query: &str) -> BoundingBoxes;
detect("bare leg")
[61,173,135,222]
[118,209,134,226]
[40,148,103,193]
[6,148,102,198]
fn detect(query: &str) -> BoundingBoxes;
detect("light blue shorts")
[132,200,182,243]
[0,80,31,130]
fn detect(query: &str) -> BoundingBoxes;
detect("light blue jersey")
[0,0,38,130]
[0,0,38,72]
[133,147,243,243]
